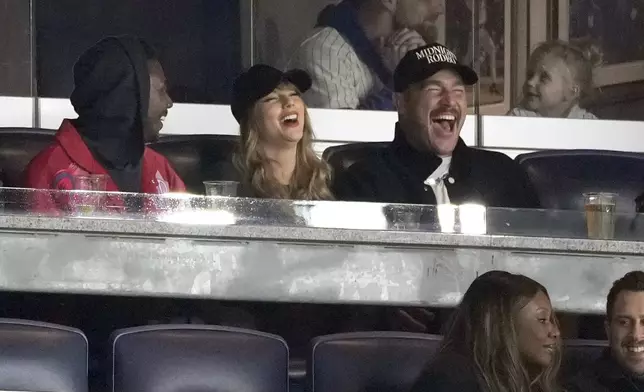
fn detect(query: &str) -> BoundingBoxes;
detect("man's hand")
[388,307,436,333]
[379,28,427,73]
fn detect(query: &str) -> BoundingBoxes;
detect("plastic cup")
[584,192,617,240]
[72,174,108,214]
[203,181,239,197]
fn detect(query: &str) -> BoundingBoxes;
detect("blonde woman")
[218,64,332,200]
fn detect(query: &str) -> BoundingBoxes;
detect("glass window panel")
[0,0,34,130]
[0,0,32,97]
[567,0,644,121]
[254,0,497,113]
[34,0,242,104]
[449,0,506,109]
[570,0,644,65]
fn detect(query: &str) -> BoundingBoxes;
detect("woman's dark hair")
[438,270,561,392]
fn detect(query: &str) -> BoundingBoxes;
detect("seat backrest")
[322,142,390,175]
[309,332,442,392]
[0,128,57,187]
[110,325,289,392]
[0,318,88,392]
[148,135,238,194]
[562,339,607,378]
[516,150,644,212]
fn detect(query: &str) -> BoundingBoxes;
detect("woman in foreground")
[412,270,562,392]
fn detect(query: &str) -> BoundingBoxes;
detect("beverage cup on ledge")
[203,181,239,197]
[584,192,617,240]
[386,205,422,230]
[72,174,108,215]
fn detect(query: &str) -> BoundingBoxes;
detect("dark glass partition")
[0,0,32,97]
[34,0,242,104]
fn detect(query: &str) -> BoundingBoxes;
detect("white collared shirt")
[424,156,452,205]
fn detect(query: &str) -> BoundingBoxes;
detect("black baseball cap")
[231,64,312,123]
[394,43,478,92]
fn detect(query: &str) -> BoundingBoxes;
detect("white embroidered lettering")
[416,47,457,64]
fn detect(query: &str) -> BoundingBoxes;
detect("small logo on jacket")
[53,169,75,190]
[155,171,169,193]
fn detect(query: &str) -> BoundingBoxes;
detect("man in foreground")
[568,271,644,392]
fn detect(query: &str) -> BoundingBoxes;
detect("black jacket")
[567,350,644,392]
[410,352,482,392]
[333,124,541,208]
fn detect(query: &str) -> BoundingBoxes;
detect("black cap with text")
[393,43,479,92]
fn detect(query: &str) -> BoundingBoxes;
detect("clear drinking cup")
[203,181,239,197]
[583,192,617,240]
[72,174,108,214]
[388,205,422,230]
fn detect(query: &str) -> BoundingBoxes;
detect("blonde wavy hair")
[438,271,562,392]
[234,83,333,200]
[528,39,603,100]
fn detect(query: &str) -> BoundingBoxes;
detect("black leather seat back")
[309,332,442,392]
[110,325,289,392]
[516,150,644,212]
[148,135,238,194]
[0,128,57,187]
[0,318,88,392]
[322,142,390,175]
[562,339,607,378]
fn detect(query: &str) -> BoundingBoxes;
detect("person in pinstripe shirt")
[289,0,443,110]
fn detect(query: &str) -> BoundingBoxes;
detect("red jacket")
[24,119,186,213]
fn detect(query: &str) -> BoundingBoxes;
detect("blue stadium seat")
[309,331,442,392]
[516,149,644,213]
[109,324,289,392]
[0,318,88,392]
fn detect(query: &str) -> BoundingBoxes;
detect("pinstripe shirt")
[289,27,387,109]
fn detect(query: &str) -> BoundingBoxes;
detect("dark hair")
[439,270,561,392]
[141,40,158,61]
[607,271,644,319]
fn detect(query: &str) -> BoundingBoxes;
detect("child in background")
[509,40,602,119]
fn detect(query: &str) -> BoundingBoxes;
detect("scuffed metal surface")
[2,190,643,313]
[0,231,641,313]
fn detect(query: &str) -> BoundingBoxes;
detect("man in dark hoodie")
[289,0,442,110]
[24,36,185,212]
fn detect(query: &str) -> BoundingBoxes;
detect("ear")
[380,0,397,13]
[604,317,610,339]
[394,92,406,114]
[567,83,581,102]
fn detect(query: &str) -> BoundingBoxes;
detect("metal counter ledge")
[0,193,643,314]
